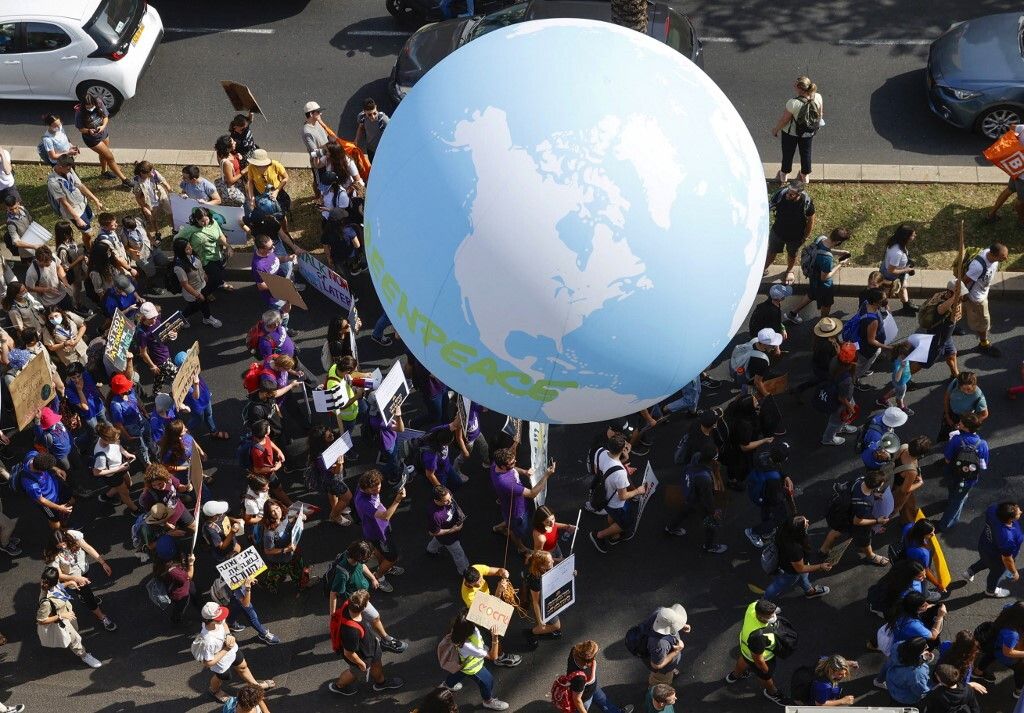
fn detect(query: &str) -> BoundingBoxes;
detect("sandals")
[258,680,276,690]
[862,554,890,567]
[783,271,796,285]
[209,691,231,703]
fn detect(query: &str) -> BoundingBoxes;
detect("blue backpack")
[841,311,879,344]
[7,463,24,494]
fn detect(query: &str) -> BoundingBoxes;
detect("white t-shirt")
[0,148,13,190]
[598,452,629,509]
[243,487,269,517]
[93,441,124,474]
[784,93,823,136]
[44,529,87,576]
[882,244,908,279]
[965,248,998,303]
[197,623,237,674]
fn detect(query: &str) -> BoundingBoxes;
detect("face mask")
[766,613,778,625]
[49,315,63,326]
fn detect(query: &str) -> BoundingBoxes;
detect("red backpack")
[242,362,275,393]
[550,670,588,712]
[329,600,364,654]
[246,321,278,355]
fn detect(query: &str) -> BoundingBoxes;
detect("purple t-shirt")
[491,465,526,522]
[257,325,295,359]
[422,445,452,480]
[137,321,170,365]
[428,500,461,545]
[369,413,397,454]
[251,253,282,305]
[466,403,483,442]
[355,489,389,541]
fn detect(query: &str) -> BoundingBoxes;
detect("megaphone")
[879,432,901,455]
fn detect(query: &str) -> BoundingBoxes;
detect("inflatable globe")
[366,18,768,424]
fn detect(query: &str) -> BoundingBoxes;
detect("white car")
[0,0,163,113]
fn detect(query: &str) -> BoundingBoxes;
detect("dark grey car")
[389,0,702,105]
[926,12,1024,139]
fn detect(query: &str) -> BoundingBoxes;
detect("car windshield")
[84,0,140,47]
[467,2,528,41]
[665,8,694,58]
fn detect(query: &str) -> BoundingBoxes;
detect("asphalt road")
[1,269,1024,712]
[0,0,1018,164]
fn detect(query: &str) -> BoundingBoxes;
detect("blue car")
[926,12,1024,139]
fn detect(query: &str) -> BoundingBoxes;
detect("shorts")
[82,131,108,149]
[374,531,399,563]
[743,654,777,681]
[508,513,531,543]
[324,477,349,497]
[811,282,835,308]
[39,494,73,523]
[927,335,956,366]
[767,228,803,257]
[214,652,246,680]
[99,471,129,490]
[1009,176,1024,201]
[963,298,990,333]
[607,501,635,530]
[76,205,93,232]
[347,654,380,675]
[175,507,195,529]
[851,524,873,548]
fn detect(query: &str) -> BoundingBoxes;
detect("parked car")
[0,0,163,113]
[389,0,702,105]
[926,12,1024,139]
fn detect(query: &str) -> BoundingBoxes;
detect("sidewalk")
[763,265,1023,300]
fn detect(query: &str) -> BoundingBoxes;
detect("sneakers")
[381,636,408,653]
[202,316,223,328]
[700,376,721,391]
[703,543,728,554]
[872,678,887,690]
[482,699,510,710]
[805,585,830,599]
[372,677,404,692]
[376,578,393,593]
[259,632,282,645]
[102,617,117,632]
[785,310,803,324]
[388,565,405,576]
[589,531,607,554]
[444,682,464,691]
[371,334,394,347]
[664,526,687,537]
[839,424,858,434]
[328,682,357,696]
[583,502,607,516]
[228,621,246,632]
[962,568,976,583]
[854,382,874,392]
[725,670,751,684]
[80,653,102,668]
[744,528,765,549]
[0,542,22,557]
[494,652,522,667]
[522,628,540,651]
[0,704,25,713]
[330,514,353,527]
[900,405,915,416]
[762,688,786,706]
[986,587,1011,598]
[821,436,845,446]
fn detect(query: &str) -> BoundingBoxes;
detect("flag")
[983,128,1024,178]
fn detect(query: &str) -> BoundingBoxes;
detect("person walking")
[327,540,407,654]
[880,224,918,314]
[962,501,1022,598]
[74,95,131,189]
[819,471,892,567]
[565,639,634,713]
[664,444,727,554]
[961,242,1008,357]
[885,637,935,706]
[426,485,470,574]
[42,528,117,632]
[920,664,983,713]
[47,156,103,247]
[852,288,892,390]
[441,613,508,710]
[354,470,405,592]
[820,342,858,446]
[644,684,677,713]
[771,76,823,185]
[192,601,275,704]
[725,599,786,705]
[763,180,815,284]
[35,566,102,669]
[589,434,646,553]
[937,413,989,531]
[328,589,403,697]
[748,285,791,341]
[763,515,832,600]
[522,550,562,649]
[171,237,223,328]
[177,204,232,296]
[786,228,852,322]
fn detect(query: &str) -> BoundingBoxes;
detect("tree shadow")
[330,20,411,60]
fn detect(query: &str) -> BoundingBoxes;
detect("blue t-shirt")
[996,628,1020,666]
[66,373,105,419]
[180,177,217,201]
[813,250,835,287]
[901,523,932,569]
[943,432,989,475]
[184,377,212,412]
[35,422,72,458]
[150,409,177,443]
[109,391,145,433]
[892,358,912,386]
[161,433,194,468]
[893,616,931,645]
[979,504,1024,560]
[811,678,842,705]
[20,451,65,504]
[103,289,138,317]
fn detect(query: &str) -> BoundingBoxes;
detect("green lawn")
[10,162,1024,269]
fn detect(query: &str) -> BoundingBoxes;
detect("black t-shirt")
[340,615,380,662]
[778,539,806,575]
[566,653,597,700]
[524,571,542,593]
[850,480,874,524]
[749,299,783,337]
[772,191,814,239]
[811,338,838,376]
[745,352,770,381]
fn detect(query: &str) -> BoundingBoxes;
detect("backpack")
[551,670,588,713]
[624,623,648,658]
[771,616,799,658]
[329,600,364,654]
[812,380,839,413]
[587,463,625,513]
[760,533,780,574]
[728,340,769,384]
[322,553,349,599]
[672,432,691,466]
[146,577,171,610]
[246,321,277,355]
[854,418,886,453]
[130,511,148,551]
[824,479,856,531]
[235,436,265,470]
[241,362,274,394]
[952,437,982,475]
[163,263,182,294]
[917,290,948,332]
[799,236,828,278]
[955,253,986,282]
[841,311,879,344]
[437,635,461,673]
[794,96,822,136]
[789,665,817,705]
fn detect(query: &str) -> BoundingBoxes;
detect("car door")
[21,21,83,99]
[0,22,28,95]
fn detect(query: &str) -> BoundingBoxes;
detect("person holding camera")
[786,227,852,323]
[880,224,918,315]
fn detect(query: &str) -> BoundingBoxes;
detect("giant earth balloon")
[366,18,768,424]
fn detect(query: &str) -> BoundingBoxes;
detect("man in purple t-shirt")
[489,447,557,554]
[354,469,405,592]
[453,402,488,479]
[251,234,296,312]
[426,485,469,574]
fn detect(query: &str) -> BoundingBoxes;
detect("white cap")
[303,101,322,114]
[946,279,969,297]
[202,500,229,517]
[881,406,908,428]
[201,602,229,622]
[756,328,783,347]
[139,302,159,320]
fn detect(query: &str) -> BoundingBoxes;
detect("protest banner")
[103,308,135,373]
[169,194,248,245]
[319,430,353,470]
[259,271,308,310]
[528,421,549,507]
[540,554,576,623]
[220,80,265,116]
[216,546,268,590]
[632,462,660,532]
[10,351,55,431]
[374,361,409,426]
[171,341,200,408]
[296,252,353,312]
[466,592,514,636]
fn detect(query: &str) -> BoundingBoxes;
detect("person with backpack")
[772,76,823,185]
[589,434,645,553]
[250,310,294,361]
[244,419,290,506]
[138,463,194,532]
[885,637,935,705]
[193,601,275,704]
[560,639,634,713]
[200,500,242,564]
[961,242,1008,358]
[748,285,791,341]
[42,528,117,632]
[719,395,772,491]
[725,599,786,705]
[171,237,222,328]
[972,602,1024,690]
[763,180,815,285]
[438,613,507,710]
[963,501,1023,598]
[152,549,201,625]
[818,470,892,567]
[763,516,832,601]
[25,245,73,314]
[744,441,795,549]
[329,589,403,697]
[625,604,691,687]
[47,156,102,248]
[324,354,368,449]
[664,444,726,554]
[18,451,73,530]
[729,328,781,397]
[939,372,989,443]
[39,114,79,166]
[35,566,102,670]
[849,288,891,391]
[920,663,983,713]
[937,412,990,531]
[820,342,858,446]
[328,540,407,654]
[354,470,405,593]
[914,280,964,382]
[867,560,928,618]
[786,228,852,323]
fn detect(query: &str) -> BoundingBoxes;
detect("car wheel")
[977,105,1022,140]
[385,0,424,27]
[76,81,124,114]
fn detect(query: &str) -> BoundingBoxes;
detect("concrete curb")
[762,266,1023,300]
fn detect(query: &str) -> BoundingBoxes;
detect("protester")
[879,224,918,313]
[47,156,102,246]
[4,193,39,264]
[354,470,405,592]
[819,470,891,566]
[229,112,258,164]
[899,519,947,598]
[963,501,1022,597]
[306,425,353,526]
[938,372,989,443]
[193,601,275,703]
[328,589,403,697]
[531,506,577,562]
[749,285,791,340]
[19,451,73,530]
[40,115,79,165]
[179,165,221,205]
[772,76,823,184]
[915,280,964,380]
[664,444,726,554]
[173,351,228,440]
[808,655,858,706]
[786,228,852,322]
[763,180,815,284]
[441,613,507,710]
[42,528,117,631]
[522,550,562,649]
[491,447,554,554]
[920,663,983,713]
[328,540,407,654]
[937,413,990,531]
[890,436,932,523]
[820,342,858,445]
[354,99,390,161]
[200,500,242,564]
[961,243,1009,357]
[764,515,832,600]
[644,684,676,713]
[725,599,785,704]
[852,288,892,390]
[131,161,173,236]
[74,94,131,188]
[885,637,934,706]
[565,639,634,713]
[426,485,469,574]
[172,236,223,327]
[91,422,138,512]
[35,566,102,669]
[210,575,280,646]
[245,149,292,231]
[259,499,309,592]
[107,373,155,467]
[177,204,232,296]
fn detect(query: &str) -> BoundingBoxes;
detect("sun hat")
[201,602,230,622]
[652,604,688,635]
[145,503,172,525]
[202,500,229,517]
[813,317,843,338]
[139,302,159,320]
[39,407,61,429]
[882,406,909,428]
[248,149,272,167]
[756,328,783,347]
[109,373,133,394]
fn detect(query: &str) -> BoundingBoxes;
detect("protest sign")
[220,80,265,116]
[347,306,358,362]
[103,308,135,373]
[917,509,952,588]
[169,194,248,246]
[528,421,549,507]
[502,416,522,444]
[826,539,852,567]
[882,313,899,345]
[171,341,200,408]
[20,222,51,248]
[259,271,308,310]
[216,546,268,590]
[456,395,472,438]
[906,333,933,363]
[188,448,204,553]
[319,430,352,470]
[296,253,353,312]
[632,462,660,531]
[10,351,55,431]
[312,385,345,413]
[374,361,409,426]
[154,311,187,343]
[466,592,514,636]
[540,554,576,623]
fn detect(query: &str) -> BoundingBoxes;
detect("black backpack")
[794,96,822,135]
[588,463,625,512]
[952,437,982,475]
[624,623,648,658]
[322,553,349,598]
[854,419,885,452]
[771,616,799,658]
[824,479,857,531]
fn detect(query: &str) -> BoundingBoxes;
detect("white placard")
[528,421,549,508]
[20,222,51,248]
[215,546,267,590]
[312,385,345,413]
[633,462,660,531]
[906,333,934,363]
[540,553,576,623]
[373,361,409,425]
[319,430,352,470]
[882,313,899,344]
[296,252,353,312]
[169,194,248,245]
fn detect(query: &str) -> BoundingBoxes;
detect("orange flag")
[983,129,1024,178]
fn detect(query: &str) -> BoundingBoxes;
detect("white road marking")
[345,30,413,37]
[699,37,737,43]
[836,38,932,46]
[165,27,276,35]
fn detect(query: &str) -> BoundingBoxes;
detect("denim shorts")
[607,501,634,530]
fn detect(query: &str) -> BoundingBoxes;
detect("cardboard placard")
[258,270,308,310]
[466,592,514,636]
[761,374,789,396]
[319,430,352,470]
[220,80,265,116]
[825,538,852,567]
[171,341,200,408]
[10,351,55,431]
[296,252,352,312]
[540,553,576,623]
[169,194,248,246]
[103,308,135,373]
[216,546,268,590]
[528,421,549,508]
[374,361,409,426]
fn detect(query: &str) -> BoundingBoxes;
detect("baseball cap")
[787,179,805,192]
[113,274,135,294]
[605,419,634,436]
[154,392,174,415]
[769,284,792,300]
[202,500,229,517]
[139,302,159,320]
[39,407,61,429]
[109,373,133,394]
[756,328,783,347]
[201,602,230,622]
[303,101,322,114]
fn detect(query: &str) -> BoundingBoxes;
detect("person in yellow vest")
[443,613,510,710]
[325,354,367,458]
[459,564,522,668]
[725,599,785,705]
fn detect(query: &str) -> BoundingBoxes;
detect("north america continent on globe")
[366,18,769,424]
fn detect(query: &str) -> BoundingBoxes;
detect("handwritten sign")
[216,546,268,590]
[502,416,522,445]
[374,361,409,426]
[540,553,576,623]
[529,421,549,508]
[312,385,345,413]
[10,351,55,431]
[171,341,200,408]
[296,252,352,312]
[103,308,135,373]
[259,270,308,310]
[466,592,514,636]
[319,430,352,471]
[169,194,248,246]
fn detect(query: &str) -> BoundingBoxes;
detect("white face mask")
[766,613,778,625]
[49,315,63,326]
